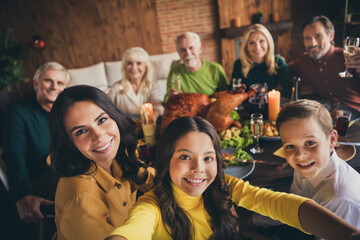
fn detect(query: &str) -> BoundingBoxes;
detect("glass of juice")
[335,110,352,136]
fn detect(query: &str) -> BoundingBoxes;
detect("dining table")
[240,118,360,192]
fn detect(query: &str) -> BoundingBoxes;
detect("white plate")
[260,135,281,141]
[222,148,255,179]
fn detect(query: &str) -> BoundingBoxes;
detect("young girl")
[108,116,359,240]
[49,85,154,240]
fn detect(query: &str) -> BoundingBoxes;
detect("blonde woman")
[108,47,164,121]
[231,24,292,99]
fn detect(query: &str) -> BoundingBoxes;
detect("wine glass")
[339,37,359,78]
[232,78,243,110]
[171,75,181,91]
[232,78,242,90]
[250,113,264,154]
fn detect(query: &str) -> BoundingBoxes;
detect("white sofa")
[67,51,180,100]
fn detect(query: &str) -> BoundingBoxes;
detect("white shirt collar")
[307,150,341,187]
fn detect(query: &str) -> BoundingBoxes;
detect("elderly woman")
[50,85,154,240]
[231,24,293,99]
[107,47,164,121]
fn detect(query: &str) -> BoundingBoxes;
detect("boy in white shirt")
[250,100,360,238]
[275,99,360,229]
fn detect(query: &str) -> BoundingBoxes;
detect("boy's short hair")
[276,99,333,137]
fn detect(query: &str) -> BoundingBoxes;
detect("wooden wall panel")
[0,0,162,88]
[218,0,293,79]
[221,38,235,82]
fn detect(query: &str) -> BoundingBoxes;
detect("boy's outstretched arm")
[299,200,360,240]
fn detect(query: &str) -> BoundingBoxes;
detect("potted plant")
[0,27,27,91]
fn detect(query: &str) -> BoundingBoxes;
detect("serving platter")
[222,148,255,179]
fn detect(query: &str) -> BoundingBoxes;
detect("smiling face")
[246,31,269,63]
[169,131,217,197]
[177,36,202,71]
[34,69,67,109]
[64,100,120,172]
[125,59,146,82]
[303,21,334,60]
[280,117,337,178]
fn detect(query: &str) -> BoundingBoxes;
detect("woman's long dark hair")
[49,85,146,183]
[154,116,238,240]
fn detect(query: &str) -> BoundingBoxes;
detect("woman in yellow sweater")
[49,86,154,240]
[108,117,359,240]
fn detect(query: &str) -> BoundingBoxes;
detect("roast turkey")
[160,85,255,133]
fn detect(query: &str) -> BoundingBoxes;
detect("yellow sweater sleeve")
[108,191,161,240]
[226,174,310,232]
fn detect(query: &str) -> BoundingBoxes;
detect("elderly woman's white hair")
[239,24,278,78]
[120,47,156,94]
[33,62,70,83]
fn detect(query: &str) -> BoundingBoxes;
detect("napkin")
[273,147,285,159]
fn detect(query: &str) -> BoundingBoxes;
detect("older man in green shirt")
[164,32,229,103]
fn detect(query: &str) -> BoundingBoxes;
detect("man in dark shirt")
[288,15,360,119]
[2,62,69,238]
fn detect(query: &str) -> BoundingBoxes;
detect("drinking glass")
[138,142,151,164]
[232,78,243,110]
[171,75,181,91]
[335,110,352,136]
[250,113,264,154]
[339,37,359,78]
[232,78,242,90]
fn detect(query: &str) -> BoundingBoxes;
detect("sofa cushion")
[104,61,123,87]
[67,62,108,91]
[150,52,180,80]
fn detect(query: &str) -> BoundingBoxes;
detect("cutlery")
[337,142,360,146]
[234,159,283,165]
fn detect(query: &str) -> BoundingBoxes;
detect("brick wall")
[155,0,221,63]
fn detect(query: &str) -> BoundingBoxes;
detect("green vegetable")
[220,123,253,149]
[229,110,240,121]
[228,149,252,166]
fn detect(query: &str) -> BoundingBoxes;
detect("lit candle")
[141,103,156,146]
[268,90,280,121]
[141,103,154,124]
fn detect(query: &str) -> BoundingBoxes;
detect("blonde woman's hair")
[175,32,201,49]
[120,47,155,94]
[239,24,277,78]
